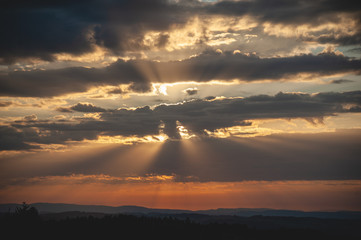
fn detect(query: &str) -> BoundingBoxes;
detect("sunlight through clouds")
[1,0,361,213]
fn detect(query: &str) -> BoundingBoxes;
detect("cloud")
[313,33,361,46]
[1,51,360,97]
[107,88,123,94]
[145,130,361,181]
[184,88,199,95]
[203,0,361,45]
[3,90,361,150]
[206,0,361,24]
[347,47,361,53]
[56,103,107,113]
[169,51,361,82]
[7,174,176,186]
[56,107,74,113]
[0,126,41,150]
[0,0,189,64]
[0,61,147,97]
[1,0,360,63]
[329,79,355,84]
[0,101,12,107]
[0,3,94,63]
[23,114,38,121]
[1,129,361,182]
[70,103,107,112]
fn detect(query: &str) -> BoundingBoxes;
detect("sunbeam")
[1,1,361,229]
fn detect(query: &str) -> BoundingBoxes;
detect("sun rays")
[1,129,361,211]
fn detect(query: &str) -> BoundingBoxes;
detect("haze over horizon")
[1,0,361,211]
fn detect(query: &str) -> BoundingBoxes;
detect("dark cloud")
[1,51,360,97]
[107,88,123,94]
[145,133,349,181]
[313,33,361,46]
[1,0,360,63]
[347,47,361,53]
[56,107,74,113]
[203,0,361,45]
[70,103,107,113]
[0,60,147,97]
[165,51,361,82]
[23,114,37,121]
[146,130,361,181]
[3,91,361,150]
[0,4,94,63]
[0,0,189,63]
[127,81,153,93]
[152,91,361,135]
[0,126,40,151]
[156,34,170,48]
[206,0,361,24]
[184,88,199,96]
[204,96,216,100]
[329,79,355,84]
[0,101,12,107]
[0,121,100,151]
[56,103,107,113]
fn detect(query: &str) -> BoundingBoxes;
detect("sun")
[159,84,168,95]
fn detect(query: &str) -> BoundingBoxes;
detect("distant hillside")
[198,208,361,220]
[1,203,361,220]
[0,203,193,215]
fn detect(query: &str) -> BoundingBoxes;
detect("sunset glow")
[1,0,361,213]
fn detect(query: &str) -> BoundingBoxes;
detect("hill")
[1,203,361,219]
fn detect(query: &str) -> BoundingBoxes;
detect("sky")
[1,0,361,211]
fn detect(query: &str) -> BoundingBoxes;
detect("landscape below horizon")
[1,0,361,224]
[2,202,361,239]
[2,202,361,219]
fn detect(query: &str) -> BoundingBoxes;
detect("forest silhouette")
[2,203,359,240]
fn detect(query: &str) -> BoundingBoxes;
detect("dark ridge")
[1,203,361,219]
[2,210,361,240]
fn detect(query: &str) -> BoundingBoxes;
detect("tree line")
[0,203,351,240]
